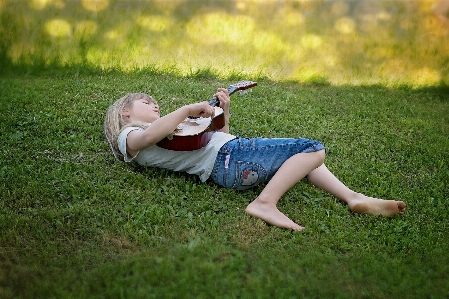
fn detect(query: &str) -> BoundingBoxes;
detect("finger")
[214,91,224,98]
[202,107,213,118]
[215,91,228,100]
[217,88,229,95]
[202,104,214,116]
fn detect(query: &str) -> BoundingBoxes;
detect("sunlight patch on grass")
[295,69,328,83]
[105,28,120,41]
[283,10,305,26]
[2,0,448,87]
[254,32,289,53]
[410,67,441,86]
[377,11,392,21]
[323,53,337,67]
[410,67,442,86]
[378,60,441,86]
[137,15,173,32]
[45,19,71,37]
[300,34,322,49]
[335,17,356,34]
[86,46,108,68]
[104,20,135,43]
[74,20,98,38]
[29,0,50,10]
[186,12,255,45]
[284,46,305,65]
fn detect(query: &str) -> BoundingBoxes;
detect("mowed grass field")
[0,69,448,298]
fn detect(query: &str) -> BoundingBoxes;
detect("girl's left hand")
[214,88,231,133]
[214,88,230,112]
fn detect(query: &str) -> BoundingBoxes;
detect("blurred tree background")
[1,0,448,87]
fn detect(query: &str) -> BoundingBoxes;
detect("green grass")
[1,68,448,298]
[2,1,448,297]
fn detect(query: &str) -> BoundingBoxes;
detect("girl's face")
[123,97,160,123]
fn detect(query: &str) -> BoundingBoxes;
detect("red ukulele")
[157,81,257,151]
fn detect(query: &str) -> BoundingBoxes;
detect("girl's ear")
[120,108,131,118]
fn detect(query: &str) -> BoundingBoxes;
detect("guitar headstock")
[227,81,258,96]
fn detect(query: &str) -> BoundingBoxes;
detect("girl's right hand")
[186,102,215,118]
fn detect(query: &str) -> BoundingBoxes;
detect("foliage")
[1,0,448,87]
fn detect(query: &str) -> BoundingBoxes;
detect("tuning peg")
[238,88,252,95]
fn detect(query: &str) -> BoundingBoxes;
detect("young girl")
[104,87,406,231]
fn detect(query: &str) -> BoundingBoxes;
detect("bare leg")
[245,150,325,231]
[306,164,406,216]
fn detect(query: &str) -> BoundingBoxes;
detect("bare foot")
[245,198,305,231]
[347,194,406,216]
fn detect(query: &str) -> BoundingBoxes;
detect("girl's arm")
[215,88,231,134]
[126,102,215,156]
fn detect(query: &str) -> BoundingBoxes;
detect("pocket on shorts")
[233,161,268,190]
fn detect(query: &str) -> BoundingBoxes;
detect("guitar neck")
[207,86,234,107]
[207,81,256,107]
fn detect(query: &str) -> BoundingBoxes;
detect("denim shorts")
[209,137,325,190]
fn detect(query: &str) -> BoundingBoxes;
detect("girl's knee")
[315,149,326,163]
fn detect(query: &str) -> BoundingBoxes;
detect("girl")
[104,88,406,231]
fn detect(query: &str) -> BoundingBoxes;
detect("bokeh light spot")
[81,0,109,12]
[324,54,336,66]
[45,19,71,37]
[235,1,247,11]
[105,29,119,40]
[29,0,64,10]
[335,17,355,34]
[29,0,51,10]
[301,34,322,49]
[2,0,447,87]
[137,16,172,32]
[285,11,304,26]
[377,12,392,21]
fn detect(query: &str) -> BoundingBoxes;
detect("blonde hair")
[104,93,157,160]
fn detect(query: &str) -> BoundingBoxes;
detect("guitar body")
[157,80,257,151]
[157,107,225,151]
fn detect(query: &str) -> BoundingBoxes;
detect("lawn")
[1,0,449,298]
[0,69,448,298]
